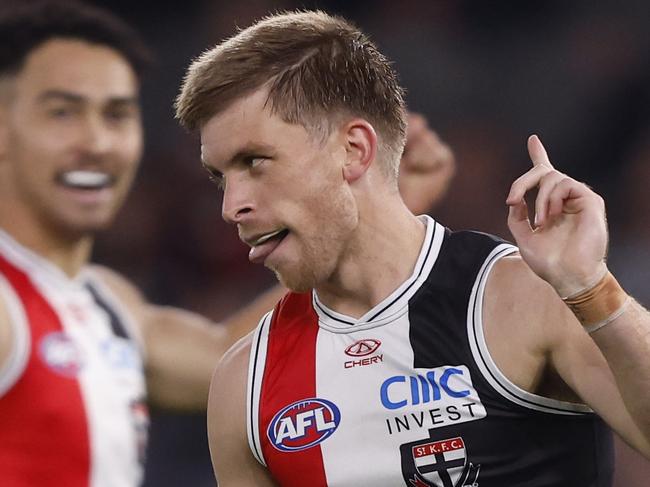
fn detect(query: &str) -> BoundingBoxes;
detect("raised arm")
[398,112,455,215]
[505,135,650,456]
[92,265,284,411]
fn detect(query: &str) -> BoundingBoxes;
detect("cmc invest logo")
[267,398,341,452]
[345,338,381,357]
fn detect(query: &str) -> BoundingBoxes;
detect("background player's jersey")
[247,216,613,487]
[0,230,148,487]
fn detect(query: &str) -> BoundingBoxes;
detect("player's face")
[201,89,358,292]
[0,39,143,237]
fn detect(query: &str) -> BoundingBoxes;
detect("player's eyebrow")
[200,156,222,178]
[37,89,138,106]
[204,142,276,171]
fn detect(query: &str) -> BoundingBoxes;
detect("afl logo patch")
[39,331,84,377]
[268,398,341,452]
[345,338,381,357]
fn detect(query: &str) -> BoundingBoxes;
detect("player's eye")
[244,156,267,169]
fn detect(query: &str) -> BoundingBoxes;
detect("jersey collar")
[313,215,444,333]
[0,228,88,290]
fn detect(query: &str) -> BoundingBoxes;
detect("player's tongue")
[249,229,288,264]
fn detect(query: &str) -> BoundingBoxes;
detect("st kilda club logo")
[400,430,480,487]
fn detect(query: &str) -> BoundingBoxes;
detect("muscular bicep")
[208,337,277,486]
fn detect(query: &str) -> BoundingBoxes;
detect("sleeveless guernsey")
[0,230,148,487]
[247,216,613,487]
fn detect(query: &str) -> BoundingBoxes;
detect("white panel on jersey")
[34,279,147,487]
[247,311,274,466]
[316,312,487,485]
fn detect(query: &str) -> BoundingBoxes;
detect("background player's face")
[0,38,143,238]
[201,88,358,292]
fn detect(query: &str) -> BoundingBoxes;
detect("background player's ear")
[341,119,377,183]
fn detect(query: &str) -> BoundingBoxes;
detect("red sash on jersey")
[0,255,90,487]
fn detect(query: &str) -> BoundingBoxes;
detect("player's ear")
[341,119,377,183]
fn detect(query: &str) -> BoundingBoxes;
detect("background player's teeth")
[61,171,110,188]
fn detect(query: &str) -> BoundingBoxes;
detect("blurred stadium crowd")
[79,0,649,485]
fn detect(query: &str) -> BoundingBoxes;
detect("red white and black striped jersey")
[247,216,613,487]
[0,230,148,487]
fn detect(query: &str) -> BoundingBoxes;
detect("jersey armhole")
[0,274,31,397]
[84,275,146,356]
[246,310,274,467]
[466,243,593,416]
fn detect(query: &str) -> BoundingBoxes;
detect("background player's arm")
[399,112,455,215]
[92,265,284,411]
[208,335,278,486]
[504,135,650,457]
[0,295,13,378]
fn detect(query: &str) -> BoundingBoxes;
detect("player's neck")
[0,211,93,279]
[315,198,426,319]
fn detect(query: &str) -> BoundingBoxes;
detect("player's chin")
[272,265,317,294]
[58,212,117,237]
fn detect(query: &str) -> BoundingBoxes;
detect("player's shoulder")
[216,331,254,382]
[490,254,557,302]
[86,264,146,308]
[486,253,570,344]
[210,331,253,413]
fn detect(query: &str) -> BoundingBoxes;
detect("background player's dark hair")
[0,0,153,81]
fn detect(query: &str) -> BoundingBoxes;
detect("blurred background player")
[0,2,283,485]
[0,2,455,486]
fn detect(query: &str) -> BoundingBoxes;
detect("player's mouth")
[55,170,117,206]
[246,228,289,264]
[56,170,115,190]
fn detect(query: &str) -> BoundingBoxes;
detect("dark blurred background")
[86,0,650,485]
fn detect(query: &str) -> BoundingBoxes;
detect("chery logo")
[345,339,381,357]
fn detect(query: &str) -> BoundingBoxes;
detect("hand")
[506,135,608,298]
[398,113,455,215]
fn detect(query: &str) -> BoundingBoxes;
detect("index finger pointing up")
[528,134,554,169]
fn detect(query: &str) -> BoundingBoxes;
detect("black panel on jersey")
[405,228,613,487]
[85,283,130,340]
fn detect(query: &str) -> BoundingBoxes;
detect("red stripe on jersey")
[0,255,90,487]
[259,292,329,486]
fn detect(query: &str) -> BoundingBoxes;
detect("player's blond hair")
[175,10,407,179]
